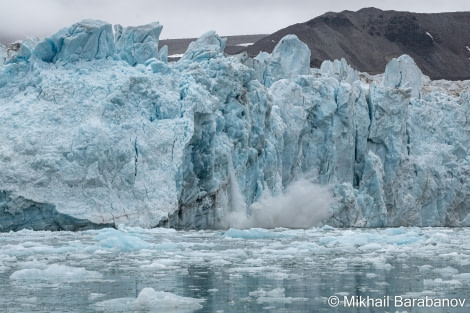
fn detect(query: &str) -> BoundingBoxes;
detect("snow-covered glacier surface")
[1,19,470,230]
[1,227,470,312]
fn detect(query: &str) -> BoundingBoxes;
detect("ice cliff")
[1,20,470,231]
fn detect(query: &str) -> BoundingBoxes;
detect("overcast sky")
[1,0,470,43]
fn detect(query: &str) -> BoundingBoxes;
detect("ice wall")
[1,20,470,231]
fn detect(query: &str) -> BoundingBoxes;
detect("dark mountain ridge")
[244,7,470,80]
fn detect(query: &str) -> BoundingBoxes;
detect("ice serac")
[383,54,422,98]
[1,20,470,231]
[35,19,114,63]
[179,30,226,62]
[158,45,168,64]
[255,34,311,87]
[114,22,163,65]
[320,58,359,85]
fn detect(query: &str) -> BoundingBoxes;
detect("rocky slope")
[244,7,470,80]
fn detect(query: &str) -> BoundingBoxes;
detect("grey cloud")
[1,0,469,43]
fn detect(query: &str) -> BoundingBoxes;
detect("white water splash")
[220,175,333,229]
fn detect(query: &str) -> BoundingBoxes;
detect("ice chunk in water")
[95,287,204,312]
[249,287,307,304]
[249,287,286,298]
[433,266,459,278]
[94,228,153,251]
[9,264,103,282]
[133,288,204,310]
[423,278,463,287]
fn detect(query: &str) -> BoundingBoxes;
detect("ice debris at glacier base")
[1,19,470,231]
[2,227,470,312]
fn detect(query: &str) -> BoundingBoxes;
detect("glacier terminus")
[1,19,470,231]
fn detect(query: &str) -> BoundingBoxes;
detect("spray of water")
[218,164,249,229]
[220,176,334,229]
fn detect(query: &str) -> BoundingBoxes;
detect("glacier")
[1,19,470,231]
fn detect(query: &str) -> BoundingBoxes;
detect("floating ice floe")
[9,263,103,282]
[249,288,308,304]
[95,287,204,312]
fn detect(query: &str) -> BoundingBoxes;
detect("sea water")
[0,226,469,312]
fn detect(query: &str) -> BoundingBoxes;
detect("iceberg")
[1,19,470,231]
